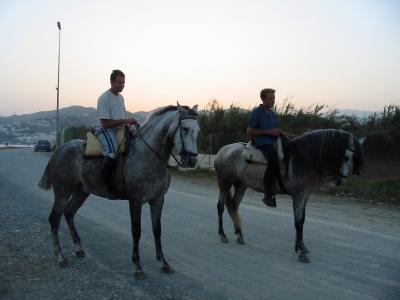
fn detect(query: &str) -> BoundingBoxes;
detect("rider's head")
[260,88,275,109]
[110,70,125,94]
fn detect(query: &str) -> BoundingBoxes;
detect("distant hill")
[0,106,148,126]
[0,106,148,144]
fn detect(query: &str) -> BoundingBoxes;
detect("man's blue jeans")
[95,127,118,157]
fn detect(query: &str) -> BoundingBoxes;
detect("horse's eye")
[344,157,350,161]
[183,127,189,133]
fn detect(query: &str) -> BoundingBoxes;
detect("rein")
[135,114,197,169]
[136,124,181,168]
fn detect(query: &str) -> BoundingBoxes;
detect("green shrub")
[63,126,88,143]
[323,178,400,205]
[198,100,400,157]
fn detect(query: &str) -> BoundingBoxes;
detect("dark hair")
[260,88,275,100]
[110,70,125,82]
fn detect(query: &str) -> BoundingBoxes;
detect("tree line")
[197,100,400,157]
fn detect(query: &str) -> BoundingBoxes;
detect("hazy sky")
[1,0,399,116]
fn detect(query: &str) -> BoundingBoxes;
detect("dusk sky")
[1,0,399,116]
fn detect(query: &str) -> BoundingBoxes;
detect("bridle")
[136,112,198,168]
[177,114,198,156]
[338,146,355,179]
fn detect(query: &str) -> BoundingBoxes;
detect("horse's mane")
[143,105,198,125]
[287,129,363,176]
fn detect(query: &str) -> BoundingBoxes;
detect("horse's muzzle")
[180,152,197,168]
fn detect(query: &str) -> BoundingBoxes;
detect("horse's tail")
[38,163,52,190]
[224,196,243,232]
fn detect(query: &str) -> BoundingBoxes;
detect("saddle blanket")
[85,127,136,157]
[241,138,284,165]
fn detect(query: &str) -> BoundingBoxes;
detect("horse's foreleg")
[64,190,89,257]
[49,193,70,267]
[128,199,146,280]
[149,197,173,274]
[293,191,310,263]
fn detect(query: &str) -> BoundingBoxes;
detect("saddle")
[241,137,285,165]
[84,126,137,157]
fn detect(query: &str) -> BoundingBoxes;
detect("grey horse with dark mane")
[38,104,199,279]
[214,129,365,263]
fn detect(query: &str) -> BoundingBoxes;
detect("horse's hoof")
[236,237,245,245]
[161,265,174,274]
[220,235,229,243]
[75,250,85,257]
[134,271,147,280]
[58,258,69,268]
[298,253,311,263]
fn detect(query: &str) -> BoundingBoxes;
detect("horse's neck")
[133,111,178,161]
[288,132,345,179]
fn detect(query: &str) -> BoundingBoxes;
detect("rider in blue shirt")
[247,88,295,207]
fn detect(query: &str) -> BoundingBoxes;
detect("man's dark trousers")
[259,144,279,196]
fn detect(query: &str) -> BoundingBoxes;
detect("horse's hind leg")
[221,183,245,245]
[48,189,72,267]
[232,182,246,244]
[149,197,173,274]
[64,189,89,258]
[217,178,232,243]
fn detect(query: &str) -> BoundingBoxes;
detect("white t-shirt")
[96,90,126,127]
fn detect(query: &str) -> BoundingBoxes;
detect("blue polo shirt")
[248,105,278,147]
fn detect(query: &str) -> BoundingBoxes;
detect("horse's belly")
[239,163,266,193]
[126,176,171,203]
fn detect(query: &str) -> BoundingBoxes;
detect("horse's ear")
[192,104,198,112]
[358,137,366,146]
[177,102,185,113]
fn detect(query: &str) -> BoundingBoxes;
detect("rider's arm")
[101,118,137,128]
[247,127,280,138]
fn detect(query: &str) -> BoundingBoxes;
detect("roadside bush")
[198,100,400,157]
[323,178,400,205]
[63,126,88,143]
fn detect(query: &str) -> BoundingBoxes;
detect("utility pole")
[209,134,213,169]
[56,21,61,147]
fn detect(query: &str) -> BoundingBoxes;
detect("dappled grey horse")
[214,129,365,263]
[38,104,199,279]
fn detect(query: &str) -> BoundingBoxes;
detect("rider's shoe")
[262,193,277,207]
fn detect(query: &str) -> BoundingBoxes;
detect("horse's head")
[288,129,366,186]
[335,135,366,185]
[172,103,200,168]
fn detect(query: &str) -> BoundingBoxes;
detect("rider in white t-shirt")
[95,70,137,193]
[96,70,137,156]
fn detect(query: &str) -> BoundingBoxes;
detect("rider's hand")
[268,129,280,137]
[125,118,138,125]
[279,130,296,139]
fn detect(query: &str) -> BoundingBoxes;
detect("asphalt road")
[1,148,399,300]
